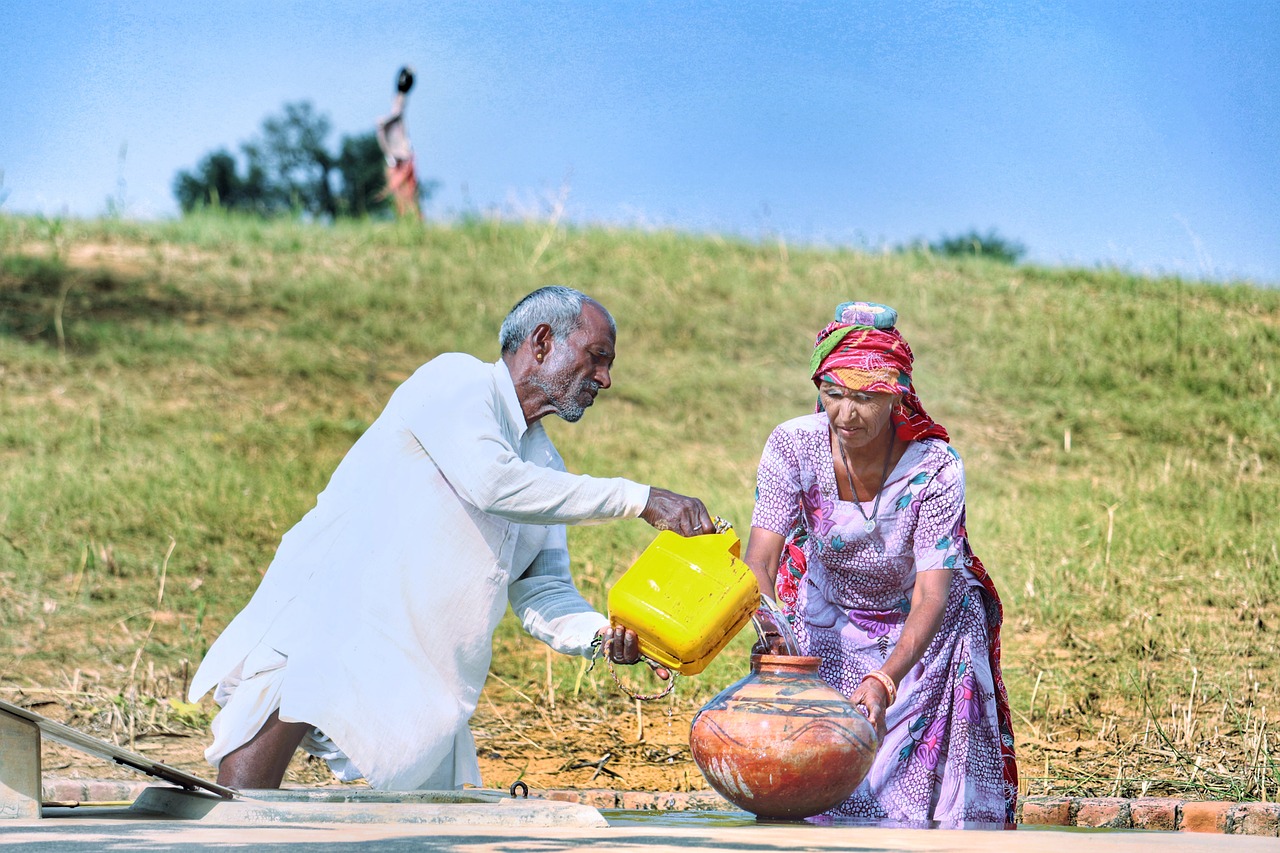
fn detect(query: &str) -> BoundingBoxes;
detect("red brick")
[1019,798,1072,826]
[42,779,87,803]
[619,791,661,810]
[87,780,145,802]
[43,779,145,804]
[1129,797,1182,831]
[1074,797,1131,828]
[1180,801,1232,833]
[538,790,585,804]
[571,788,619,809]
[651,792,688,810]
[1231,803,1280,837]
[683,790,731,811]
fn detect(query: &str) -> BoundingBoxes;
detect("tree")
[173,148,272,215]
[251,101,338,218]
[925,229,1026,264]
[172,101,432,219]
[335,132,388,218]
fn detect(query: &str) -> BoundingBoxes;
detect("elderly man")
[189,286,712,790]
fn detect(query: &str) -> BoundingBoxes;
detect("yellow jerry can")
[607,526,760,675]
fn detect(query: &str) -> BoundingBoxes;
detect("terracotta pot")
[689,654,878,820]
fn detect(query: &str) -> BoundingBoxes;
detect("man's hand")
[597,625,671,681]
[640,488,714,537]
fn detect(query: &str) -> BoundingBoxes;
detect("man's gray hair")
[499,286,615,355]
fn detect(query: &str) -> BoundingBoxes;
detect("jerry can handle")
[606,656,679,701]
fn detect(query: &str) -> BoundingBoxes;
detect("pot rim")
[751,653,823,667]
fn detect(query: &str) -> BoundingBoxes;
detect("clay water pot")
[689,654,878,820]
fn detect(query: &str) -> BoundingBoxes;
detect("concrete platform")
[3,815,1280,852]
[3,786,1279,852]
[125,786,608,826]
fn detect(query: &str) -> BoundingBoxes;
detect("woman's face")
[819,381,898,451]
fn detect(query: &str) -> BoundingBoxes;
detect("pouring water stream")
[749,595,801,656]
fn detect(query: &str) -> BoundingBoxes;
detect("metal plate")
[0,698,235,800]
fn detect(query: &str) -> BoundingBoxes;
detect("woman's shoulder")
[759,413,826,465]
[772,411,828,438]
[915,436,961,460]
[904,438,965,486]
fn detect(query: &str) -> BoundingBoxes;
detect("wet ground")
[3,818,1278,852]
[2,799,1278,852]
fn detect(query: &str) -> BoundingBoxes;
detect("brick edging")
[41,780,1280,837]
[43,779,152,804]
[548,790,1280,836]
[1019,796,1280,836]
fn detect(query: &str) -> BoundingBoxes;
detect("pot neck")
[751,654,822,674]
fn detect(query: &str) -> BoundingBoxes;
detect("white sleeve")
[401,362,650,524]
[507,526,608,657]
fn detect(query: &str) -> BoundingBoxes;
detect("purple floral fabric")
[751,413,1009,824]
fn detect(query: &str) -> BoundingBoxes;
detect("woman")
[745,301,1017,824]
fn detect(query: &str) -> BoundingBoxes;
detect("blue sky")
[2,1,1277,283]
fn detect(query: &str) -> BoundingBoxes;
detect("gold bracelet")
[861,669,897,706]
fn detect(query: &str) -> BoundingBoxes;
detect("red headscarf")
[809,301,948,443]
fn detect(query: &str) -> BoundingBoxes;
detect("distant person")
[376,66,422,219]
[744,301,1017,824]
[190,286,713,790]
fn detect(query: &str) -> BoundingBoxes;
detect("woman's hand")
[596,625,671,680]
[851,568,953,740]
[848,676,890,740]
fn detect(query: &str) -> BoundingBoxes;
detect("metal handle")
[606,655,679,701]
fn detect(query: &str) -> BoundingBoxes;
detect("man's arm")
[400,359,650,525]
[403,358,708,532]
[377,93,410,160]
[425,429,651,525]
[508,532,667,677]
[507,527,607,656]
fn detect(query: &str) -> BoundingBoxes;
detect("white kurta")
[189,354,650,790]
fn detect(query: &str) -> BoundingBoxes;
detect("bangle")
[861,670,897,706]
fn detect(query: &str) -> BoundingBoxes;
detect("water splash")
[750,596,801,655]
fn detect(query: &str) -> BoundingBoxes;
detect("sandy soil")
[24,688,702,796]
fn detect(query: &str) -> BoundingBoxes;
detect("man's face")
[533,304,616,423]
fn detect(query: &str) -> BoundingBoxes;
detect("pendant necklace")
[837,430,895,534]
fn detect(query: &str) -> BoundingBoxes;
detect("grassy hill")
[1,212,1277,799]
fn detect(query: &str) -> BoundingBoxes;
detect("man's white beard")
[531,347,598,423]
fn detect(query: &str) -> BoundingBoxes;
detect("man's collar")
[493,359,529,439]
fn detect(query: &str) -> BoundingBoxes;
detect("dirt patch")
[17,685,701,794]
[9,675,1231,802]
[472,699,703,794]
[6,619,1278,801]
[16,240,224,279]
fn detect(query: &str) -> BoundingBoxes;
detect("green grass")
[1,210,1278,799]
